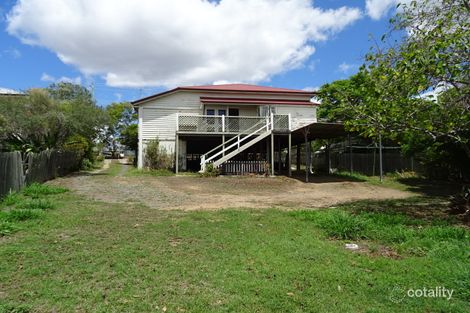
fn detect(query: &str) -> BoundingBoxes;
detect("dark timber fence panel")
[0,149,81,198]
[0,151,24,197]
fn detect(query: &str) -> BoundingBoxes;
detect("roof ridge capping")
[132,83,317,105]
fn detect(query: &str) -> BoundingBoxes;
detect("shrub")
[23,183,68,198]
[63,134,90,159]
[96,154,105,162]
[81,158,94,170]
[201,163,220,177]
[17,199,54,210]
[145,139,174,170]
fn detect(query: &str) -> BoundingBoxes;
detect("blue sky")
[0,0,400,106]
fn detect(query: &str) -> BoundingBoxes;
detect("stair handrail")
[204,120,271,165]
[201,118,271,169]
[201,117,269,162]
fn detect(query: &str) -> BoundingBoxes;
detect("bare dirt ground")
[51,163,414,210]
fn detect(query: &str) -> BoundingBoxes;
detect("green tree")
[47,82,94,103]
[103,102,137,158]
[120,124,138,164]
[0,83,107,156]
[319,0,470,179]
[0,89,67,152]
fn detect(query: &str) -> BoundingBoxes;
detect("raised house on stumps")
[131,83,338,176]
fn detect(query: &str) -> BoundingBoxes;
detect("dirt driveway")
[51,163,413,210]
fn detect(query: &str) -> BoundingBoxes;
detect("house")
[132,83,344,175]
[0,87,24,96]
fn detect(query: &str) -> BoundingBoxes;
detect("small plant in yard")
[1,192,21,206]
[0,303,31,313]
[292,201,470,257]
[300,210,368,240]
[201,163,220,177]
[17,199,55,210]
[0,221,19,236]
[1,209,43,222]
[22,183,68,198]
[0,182,62,236]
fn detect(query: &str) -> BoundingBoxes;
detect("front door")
[228,108,239,132]
[228,108,239,117]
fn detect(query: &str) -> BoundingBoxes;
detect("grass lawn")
[0,181,469,312]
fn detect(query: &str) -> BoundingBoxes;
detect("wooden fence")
[221,160,268,175]
[0,150,81,198]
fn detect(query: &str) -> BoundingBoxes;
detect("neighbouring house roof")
[0,87,24,96]
[131,83,316,105]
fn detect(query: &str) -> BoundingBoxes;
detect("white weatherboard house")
[132,84,341,175]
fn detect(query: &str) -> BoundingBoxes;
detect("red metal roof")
[181,83,313,94]
[132,83,316,105]
[200,96,318,106]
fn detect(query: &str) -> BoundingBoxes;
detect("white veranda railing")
[177,114,290,134]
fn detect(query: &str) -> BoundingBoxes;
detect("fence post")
[222,115,225,133]
[348,134,353,174]
[175,134,179,174]
[379,134,383,182]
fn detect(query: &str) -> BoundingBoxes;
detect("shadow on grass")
[396,177,462,197]
[337,197,468,226]
[290,171,366,183]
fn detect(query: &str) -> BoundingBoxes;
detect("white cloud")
[365,0,412,20]
[1,48,22,59]
[41,72,82,84]
[302,86,320,92]
[7,0,362,88]
[307,59,320,72]
[337,62,357,74]
[40,73,55,82]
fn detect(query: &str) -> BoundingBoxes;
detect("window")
[218,109,226,116]
[206,109,215,116]
[259,106,269,116]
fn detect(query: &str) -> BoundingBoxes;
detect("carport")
[271,122,348,180]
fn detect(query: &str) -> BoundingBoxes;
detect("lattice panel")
[225,117,266,133]
[178,115,223,133]
[273,114,289,131]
